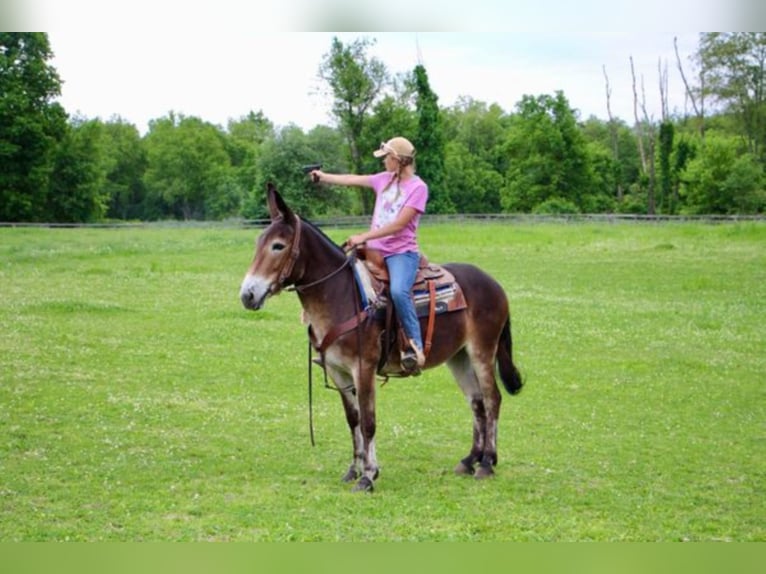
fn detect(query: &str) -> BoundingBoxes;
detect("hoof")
[352,476,374,493]
[454,461,475,476]
[474,464,494,479]
[342,468,359,483]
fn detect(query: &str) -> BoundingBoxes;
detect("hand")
[347,233,367,248]
[309,169,322,183]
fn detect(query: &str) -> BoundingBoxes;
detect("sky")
[7,1,764,135]
[44,31,705,135]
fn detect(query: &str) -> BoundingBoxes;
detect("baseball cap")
[373,136,416,159]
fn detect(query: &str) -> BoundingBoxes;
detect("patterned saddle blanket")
[354,247,467,316]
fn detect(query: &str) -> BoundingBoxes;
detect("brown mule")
[240,183,523,492]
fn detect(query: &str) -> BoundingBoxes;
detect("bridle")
[273,215,302,289]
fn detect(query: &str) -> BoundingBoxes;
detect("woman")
[311,136,429,373]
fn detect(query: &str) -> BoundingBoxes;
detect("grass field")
[0,220,764,541]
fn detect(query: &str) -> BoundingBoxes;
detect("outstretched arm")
[312,170,371,188]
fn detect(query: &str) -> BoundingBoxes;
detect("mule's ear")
[266,182,295,221]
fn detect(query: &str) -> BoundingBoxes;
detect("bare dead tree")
[659,57,669,121]
[631,55,658,215]
[641,75,658,215]
[674,35,705,138]
[602,65,623,202]
[630,56,648,172]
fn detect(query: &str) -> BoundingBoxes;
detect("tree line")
[1,32,764,223]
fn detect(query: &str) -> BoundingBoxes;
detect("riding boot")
[401,338,426,374]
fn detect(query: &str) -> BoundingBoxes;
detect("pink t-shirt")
[366,171,428,256]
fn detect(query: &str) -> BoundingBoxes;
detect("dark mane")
[300,216,346,255]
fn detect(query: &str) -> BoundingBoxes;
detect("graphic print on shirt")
[372,182,404,231]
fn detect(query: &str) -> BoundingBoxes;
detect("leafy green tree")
[412,64,447,213]
[360,89,417,177]
[501,91,593,212]
[227,110,274,149]
[244,124,354,220]
[532,197,580,215]
[583,140,618,213]
[101,117,147,220]
[670,136,696,213]
[143,113,233,220]
[205,173,244,221]
[443,141,502,213]
[680,134,765,213]
[442,98,509,212]
[47,118,108,222]
[581,116,642,207]
[243,125,305,220]
[658,121,675,213]
[443,97,509,168]
[226,110,275,206]
[304,124,358,216]
[318,36,389,212]
[0,32,67,221]
[698,33,766,161]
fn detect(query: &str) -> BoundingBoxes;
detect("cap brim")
[373,149,388,158]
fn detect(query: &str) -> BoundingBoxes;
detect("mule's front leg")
[352,369,379,492]
[335,373,363,484]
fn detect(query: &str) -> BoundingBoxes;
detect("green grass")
[0,221,764,541]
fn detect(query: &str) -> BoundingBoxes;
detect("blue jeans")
[385,252,422,351]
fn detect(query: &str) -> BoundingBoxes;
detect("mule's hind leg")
[446,349,486,476]
[447,348,502,479]
[469,353,502,479]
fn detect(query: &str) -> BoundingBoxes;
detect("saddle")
[356,247,467,376]
[359,246,431,283]
[307,247,467,379]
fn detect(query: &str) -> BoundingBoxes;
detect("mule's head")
[240,183,301,310]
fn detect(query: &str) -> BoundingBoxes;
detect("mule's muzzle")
[240,275,271,310]
[240,289,262,310]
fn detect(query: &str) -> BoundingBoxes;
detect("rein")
[284,225,355,294]
[282,234,367,447]
[286,253,353,294]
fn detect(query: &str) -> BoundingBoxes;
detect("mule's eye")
[272,242,286,252]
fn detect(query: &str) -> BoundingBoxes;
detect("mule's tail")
[497,316,523,395]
